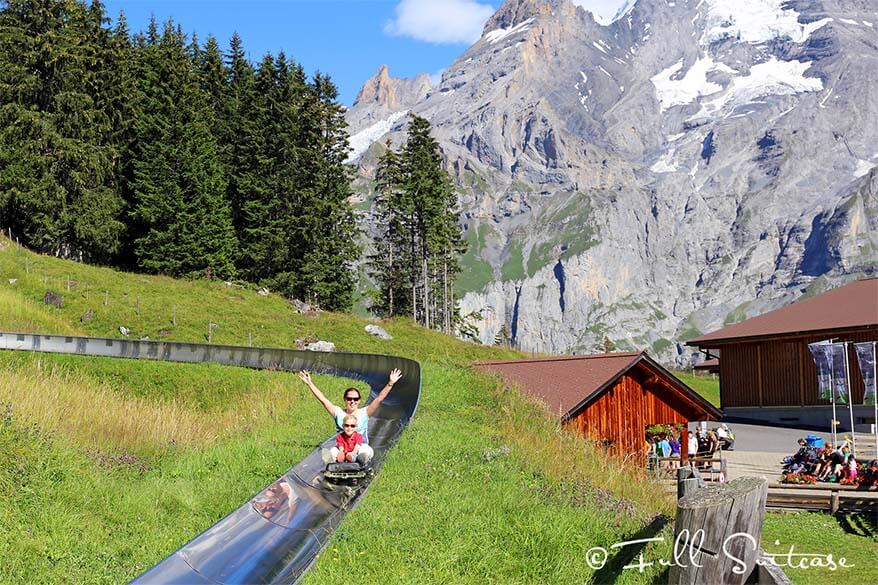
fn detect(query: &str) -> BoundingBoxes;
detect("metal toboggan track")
[0,332,421,584]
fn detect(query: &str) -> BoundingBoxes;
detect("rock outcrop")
[346,0,878,363]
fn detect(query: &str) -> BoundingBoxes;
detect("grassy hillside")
[0,239,677,583]
[14,240,871,585]
[0,239,515,361]
[674,370,720,407]
[1,240,873,584]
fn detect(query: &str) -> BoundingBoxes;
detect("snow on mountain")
[650,149,678,173]
[590,0,637,26]
[346,0,878,360]
[700,0,833,45]
[483,16,535,44]
[854,159,876,178]
[693,58,823,119]
[651,57,736,112]
[346,110,408,163]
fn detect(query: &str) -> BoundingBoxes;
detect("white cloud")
[385,0,495,44]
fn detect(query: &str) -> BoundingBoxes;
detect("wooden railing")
[766,482,878,513]
[649,454,728,482]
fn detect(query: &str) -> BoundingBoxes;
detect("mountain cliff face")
[345,0,878,362]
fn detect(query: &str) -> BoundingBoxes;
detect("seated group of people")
[782,438,869,483]
[297,367,403,466]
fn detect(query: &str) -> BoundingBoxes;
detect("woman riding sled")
[297,367,403,465]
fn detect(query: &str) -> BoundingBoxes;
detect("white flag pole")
[873,341,877,458]
[829,343,838,446]
[843,342,856,457]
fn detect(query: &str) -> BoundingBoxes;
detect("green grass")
[527,241,557,276]
[500,239,526,281]
[0,411,320,582]
[524,192,599,277]
[761,512,878,585]
[651,337,673,353]
[303,366,672,585]
[457,224,495,294]
[8,238,872,585]
[675,320,702,343]
[0,353,360,583]
[674,371,721,408]
[0,287,81,335]
[0,239,518,364]
[724,301,750,326]
[460,169,490,194]
[0,351,320,411]
[0,239,676,584]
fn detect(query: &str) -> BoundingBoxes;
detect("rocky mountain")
[346,65,432,162]
[345,0,878,362]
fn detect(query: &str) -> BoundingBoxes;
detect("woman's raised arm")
[297,370,337,416]
[365,368,403,417]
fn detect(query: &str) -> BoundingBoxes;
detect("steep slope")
[346,0,878,361]
[0,240,674,585]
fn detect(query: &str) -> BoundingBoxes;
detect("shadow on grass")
[590,514,671,585]
[835,512,876,538]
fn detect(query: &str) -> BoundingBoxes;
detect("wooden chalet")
[476,352,721,458]
[687,278,878,428]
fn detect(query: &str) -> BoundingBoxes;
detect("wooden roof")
[476,352,722,421]
[693,358,719,372]
[689,278,878,346]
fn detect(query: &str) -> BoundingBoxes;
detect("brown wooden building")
[476,352,721,457]
[688,278,878,429]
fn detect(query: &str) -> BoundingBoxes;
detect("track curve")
[0,332,420,584]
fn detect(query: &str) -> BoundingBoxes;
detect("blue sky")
[104,0,627,105]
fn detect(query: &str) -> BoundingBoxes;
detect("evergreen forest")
[0,0,464,325]
[0,0,359,310]
[370,116,465,333]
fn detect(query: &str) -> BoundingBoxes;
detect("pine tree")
[282,73,359,311]
[128,20,236,277]
[223,32,255,234]
[0,2,363,299]
[0,0,124,261]
[371,140,411,317]
[235,53,286,281]
[198,35,226,123]
[369,115,465,330]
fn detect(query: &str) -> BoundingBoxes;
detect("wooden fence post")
[677,466,705,500]
[669,477,768,585]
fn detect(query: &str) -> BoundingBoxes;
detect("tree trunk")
[388,244,394,316]
[410,217,418,324]
[422,255,430,329]
[669,477,768,585]
[443,256,449,334]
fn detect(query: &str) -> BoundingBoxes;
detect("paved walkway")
[689,421,877,455]
[706,424,878,505]
[722,450,785,482]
